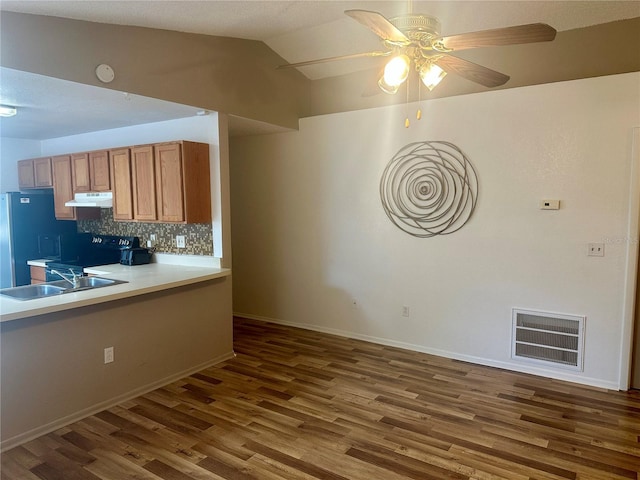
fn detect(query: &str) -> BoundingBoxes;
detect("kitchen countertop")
[27,259,54,268]
[0,262,231,323]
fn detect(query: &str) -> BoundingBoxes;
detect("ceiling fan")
[279,7,557,95]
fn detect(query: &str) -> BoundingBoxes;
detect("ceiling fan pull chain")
[405,74,411,128]
[416,80,423,120]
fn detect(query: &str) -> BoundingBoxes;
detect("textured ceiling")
[0,67,200,140]
[0,1,638,139]
[0,67,292,140]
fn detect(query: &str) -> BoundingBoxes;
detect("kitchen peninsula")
[0,257,233,451]
[1,258,230,322]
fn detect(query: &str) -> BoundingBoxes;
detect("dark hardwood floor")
[2,317,639,479]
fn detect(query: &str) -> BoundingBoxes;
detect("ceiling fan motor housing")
[389,14,441,42]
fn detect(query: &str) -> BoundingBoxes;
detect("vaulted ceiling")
[1,1,639,139]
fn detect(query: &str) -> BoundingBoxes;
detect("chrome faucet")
[50,268,81,287]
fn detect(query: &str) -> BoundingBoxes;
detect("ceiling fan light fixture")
[419,63,447,91]
[378,76,400,94]
[383,54,411,88]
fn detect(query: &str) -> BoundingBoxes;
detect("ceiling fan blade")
[435,55,510,88]
[436,23,556,51]
[345,9,409,43]
[278,51,391,69]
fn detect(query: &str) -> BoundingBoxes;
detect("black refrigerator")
[0,191,77,288]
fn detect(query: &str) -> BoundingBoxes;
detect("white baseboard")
[0,351,235,452]
[234,312,619,391]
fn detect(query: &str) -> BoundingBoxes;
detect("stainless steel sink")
[65,277,126,291]
[0,277,127,301]
[0,283,67,300]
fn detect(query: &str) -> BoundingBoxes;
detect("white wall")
[40,115,228,260]
[0,138,42,192]
[230,73,640,390]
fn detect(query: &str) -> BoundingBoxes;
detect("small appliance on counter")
[45,234,140,281]
[120,247,152,266]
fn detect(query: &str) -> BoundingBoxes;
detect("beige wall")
[230,73,640,390]
[0,11,307,130]
[0,278,233,449]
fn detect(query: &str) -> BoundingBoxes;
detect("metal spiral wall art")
[380,141,478,238]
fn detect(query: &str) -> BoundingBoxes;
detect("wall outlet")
[176,235,186,248]
[402,306,410,317]
[150,234,156,241]
[104,346,114,364]
[588,243,604,257]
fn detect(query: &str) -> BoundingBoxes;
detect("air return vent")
[512,308,585,371]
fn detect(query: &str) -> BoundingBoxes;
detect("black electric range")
[45,233,139,281]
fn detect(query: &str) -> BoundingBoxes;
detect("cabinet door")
[181,141,211,223]
[71,153,91,192]
[90,151,110,191]
[155,143,185,222]
[18,159,35,189]
[52,155,76,220]
[30,266,46,285]
[110,148,133,220]
[131,146,157,221]
[33,158,53,187]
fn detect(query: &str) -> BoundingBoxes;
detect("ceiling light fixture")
[371,15,452,127]
[380,54,411,91]
[379,54,446,94]
[378,51,448,127]
[0,105,17,117]
[419,62,447,91]
[279,2,556,129]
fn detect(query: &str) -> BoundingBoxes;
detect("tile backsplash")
[78,208,214,255]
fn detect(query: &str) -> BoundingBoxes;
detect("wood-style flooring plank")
[2,316,639,480]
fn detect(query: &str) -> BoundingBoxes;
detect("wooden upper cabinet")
[52,155,76,220]
[109,148,133,220]
[18,158,53,189]
[32,140,210,224]
[18,160,35,189]
[33,158,53,187]
[131,145,157,221]
[71,153,91,192]
[72,151,110,192]
[90,151,110,191]
[155,141,211,224]
[155,143,185,223]
[180,141,211,224]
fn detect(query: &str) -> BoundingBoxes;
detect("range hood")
[65,192,113,208]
